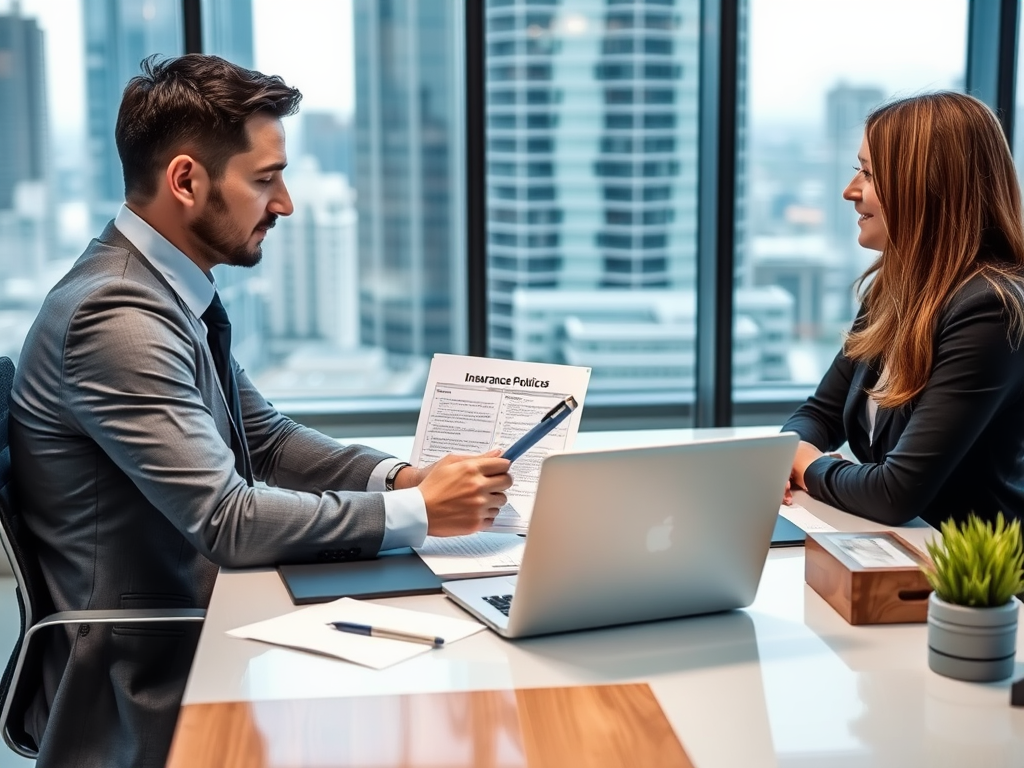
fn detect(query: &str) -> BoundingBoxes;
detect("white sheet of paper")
[409,354,592,533]
[415,532,525,578]
[779,503,837,533]
[227,597,486,670]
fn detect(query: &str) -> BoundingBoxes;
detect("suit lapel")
[849,362,899,451]
[871,402,896,445]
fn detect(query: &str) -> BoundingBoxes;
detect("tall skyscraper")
[0,4,46,212]
[593,2,696,290]
[262,159,359,352]
[303,111,353,178]
[202,0,254,69]
[0,3,50,284]
[196,1,259,369]
[485,0,700,359]
[825,83,883,249]
[353,0,466,365]
[824,82,883,318]
[82,0,181,227]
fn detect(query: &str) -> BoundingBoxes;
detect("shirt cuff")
[380,487,429,550]
[371,458,428,550]
[368,457,405,492]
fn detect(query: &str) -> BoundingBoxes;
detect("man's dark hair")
[115,54,302,201]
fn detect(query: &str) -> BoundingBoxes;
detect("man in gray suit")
[8,54,512,767]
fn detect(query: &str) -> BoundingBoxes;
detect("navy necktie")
[202,292,253,485]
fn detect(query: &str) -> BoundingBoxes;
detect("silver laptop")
[443,432,798,638]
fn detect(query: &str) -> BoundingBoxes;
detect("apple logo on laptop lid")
[646,516,674,552]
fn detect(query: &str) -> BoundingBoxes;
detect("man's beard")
[190,184,276,268]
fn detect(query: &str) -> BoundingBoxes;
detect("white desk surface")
[181,429,1024,767]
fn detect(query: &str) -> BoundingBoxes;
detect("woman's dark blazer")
[782,274,1024,529]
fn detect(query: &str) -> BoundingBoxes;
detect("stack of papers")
[414,532,525,578]
[227,597,486,669]
[779,502,836,533]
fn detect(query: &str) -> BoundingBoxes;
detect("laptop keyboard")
[483,594,513,616]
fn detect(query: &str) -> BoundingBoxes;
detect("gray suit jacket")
[9,223,391,767]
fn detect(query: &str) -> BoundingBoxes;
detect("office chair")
[0,356,206,759]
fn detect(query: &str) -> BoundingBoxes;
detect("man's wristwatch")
[384,461,412,492]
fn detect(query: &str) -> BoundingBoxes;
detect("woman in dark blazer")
[783,92,1024,529]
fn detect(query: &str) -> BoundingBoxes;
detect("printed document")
[779,503,836,533]
[415,532,525,578]
[409,353,591,533]
[227,597,485,670]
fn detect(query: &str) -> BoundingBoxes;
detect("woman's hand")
[789,440,826,493]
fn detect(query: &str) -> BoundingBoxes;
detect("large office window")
[734,0,967,421]
[484,0,700,416]
[0,0,181,363]
[202,0,467,404]
[1,1,1013,430]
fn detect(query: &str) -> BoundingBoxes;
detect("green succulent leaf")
[922,513,1024,607]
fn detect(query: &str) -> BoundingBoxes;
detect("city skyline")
[0,0,965,142]
[0,0,978,403]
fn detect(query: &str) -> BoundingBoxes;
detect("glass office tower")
[0,4,50,284]
[201,0,253,68]
[82,0,181,229]
[485,0,712,396]
[824,83,884,322]
[200,0,260,372]
[353,0,467,368]
[0,6,46,211]
[486,1,701,354]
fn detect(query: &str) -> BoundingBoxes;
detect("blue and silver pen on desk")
[327,621,444,647]
[500,395,578,462]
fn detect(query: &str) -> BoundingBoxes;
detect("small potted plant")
[922,513,1024,682]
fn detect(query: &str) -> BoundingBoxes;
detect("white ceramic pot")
[927,593,1019,682]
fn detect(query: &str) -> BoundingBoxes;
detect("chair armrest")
[2,607,206,758]
[25,608,206,641]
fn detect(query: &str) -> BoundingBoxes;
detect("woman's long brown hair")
[845,92,1024,408]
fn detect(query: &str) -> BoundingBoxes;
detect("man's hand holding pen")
[410,451,513,536]
[397,395,577,537]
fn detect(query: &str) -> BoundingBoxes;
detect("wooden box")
[805,531,933,625]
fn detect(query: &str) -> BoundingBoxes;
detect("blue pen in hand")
[500,395,579,462]
[327,621,444,647]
